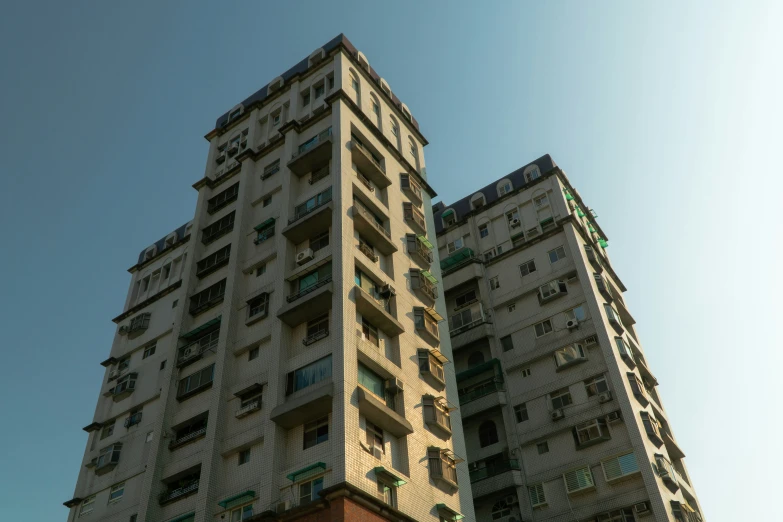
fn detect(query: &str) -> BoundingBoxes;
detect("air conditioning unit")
[598,391,612,403]
[215,153,226,164]
[276,500,291,514]
[181,346,198,361]
[504,494,519,505]
[551,409,565,421]
[296,248,314,265]
[386,378,404,393]
[118,326,129,335]
[584,335,598,345]
[633,502,651,516]
[606,411,622,423]
[566,319,579,330]
[379,284,396,297]
[509,218,521,228]
[108,369,119,380]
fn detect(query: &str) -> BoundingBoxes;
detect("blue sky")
[1,2,780,521]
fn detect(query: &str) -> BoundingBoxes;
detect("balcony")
[277,276,333,327]
[411,270,438,303]
[288,128,332,176]
[403,204,426,233]
[469,459,523,499]
[235,398,262,419]
[159,479,200,505]
[270,380,334,429]
[282,188,333,244]
[352,205,397,255]
[449,304,494,350]
[357,386,413,438]
[458,380,507,419]
[441,248,482,286]
[168,426,207,450]
[349,139,390,188]
[354,286,404,337]
[357,241,378,263]
[176,328,219,368]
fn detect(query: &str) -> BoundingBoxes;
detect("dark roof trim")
[130,222,191,272]
[63,497,83,508]
[112,280,182,324]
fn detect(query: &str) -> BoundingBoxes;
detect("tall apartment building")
[433,155,703,522]
[63,35,476,522]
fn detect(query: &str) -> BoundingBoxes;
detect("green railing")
[458,379,503,405]
[469,458,520,483]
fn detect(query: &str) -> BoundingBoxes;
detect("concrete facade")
[434,157,703,522]
[64,35,474,522]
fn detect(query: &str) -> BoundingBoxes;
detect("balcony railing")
[353,205,391,239]
[357,242,378,262]
[288,187,333,225]
[458,379,503,405]
[235,399,261,418]
[413,239,433,265]
[169,427,207,449]
[469,458,520,483]
[357,173,375,192]
[293,128,332,159]
[302,329,329,346]
[177,329,219,366]
[404,205,426,231]
[430,456,458,486]
[416,316,439,340]
[287,275,333,303]
[159,479,200,504]
[351,139,385,173]
[417,280,438,301]
[429,406,451,432]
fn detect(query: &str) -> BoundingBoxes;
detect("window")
[505,209,520,227]
[262,160,280,178]
[172,299,178,308]
[548,246,566,263]
[202,211,235,245]
[478,224,489,238]
[96,443,122,469]
[142,344,156,359]
[238,448,251,465]
[498,182,513,196]
[507,303,515,312]
[533,194,549,207]
[554,344,586,368]
[351,77,359,91]
[409,138,417,158]
[574,418,610,446]
[418,350,445,382]
[372,100,380,116]
[377,480,396,508]
[229,108,241,121]
[80,495,95,516]
[525,167,541,182]
[146,431,154,442]
[130,515,138,522]
[262,196,272,207]
[534,319,553,337]
[358,363,385,398]
[360,315,380,346]
[514,404,528,422]
[305,314,329,344]
[602,452,640,481]
[604,303,623,325]
[528,483,546,507]
[128,313,150,334]
[328,76,335,90]
[563,466,595,493]
[309,231,329,252]
[160,361,166,370]
[303,417,329,449]
[442,212,456,227]
[108,482,124,503]
[248,293,269,319]
[189,279,226,314]
[446,237,464,254]
[521,367,531,377]
[455,289,477,308]
[585,375,609,396]
[286,355,332,395]
[294,187,332,220]
[313,83,324,99]
[489,276,500,290]
[390,118,398,136]
[478,420,499,447]
[550,388,573,410]
[177,364,215,399]
[566,306,586,322]
[539,280,567,300]
[491,500,511,520]
[540,217,555,232]
[519,259,536,276]
[537,441,549,454]
[366,421,384,454]
[255,264,266,277]
[272,112,281,126]
[229,504,253,521]
[640,411,663,444]
[299,476,324,504]
[500,335,514,352]
[467,351,485,367]
[196,244,231,276]
[125,410,142,428]
[101,422,115,440]
[248,347,259,361]
[207,183,239,214]
[302,92,311,106]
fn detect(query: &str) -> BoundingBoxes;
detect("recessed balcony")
[282,188,333,244]
[159,478,200,505]
[441,249,482,288]
[469,457,523,499]
[357,386,413,438]
[354,286,404,337]
[270,380,334,429]
[352,205,397,254]
[288,128,332,177]
[459,381,507,419]
[349,139,390,188]
[277,277,333,327]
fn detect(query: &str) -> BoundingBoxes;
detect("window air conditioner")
[566,319,579,330]
[504,494,519,505]
[509,218,521,228]
[598,391,613,403]
[633,502,651,516]
[379,284,396,297]
[181,346,198,361]
[386,378,404,393]
[108,369,119,380]
[118,326,129,335]
[551,409,565,421]
[606,411,622,423]
[296,248,314,265]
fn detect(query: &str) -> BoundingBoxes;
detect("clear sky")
[1,2,780,521]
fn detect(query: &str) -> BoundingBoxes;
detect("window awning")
[373,466,407,487]
[433,396,458,412]
[168,513,196,522]
[441,209,454,218]
[440,248,474,271]
[564,190,574,201]
[100,357,118,368]
[82,422,102,433]
[436,504,465,521]
[416,235,434,249]
[424,307,444,322]
[180,316,221,339]
[218,490,255,509]
[588,225,596,233]
[510,231,525,241]
[428,348,449,364]
[63,497,83,508]
[254,217,275,231]
[420,270,438,284]
[598,239,608,248]
[286,462,326,482]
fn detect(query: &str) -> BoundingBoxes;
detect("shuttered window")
[527,483,546,507]
[602,452,640,481]
[563,466,594,493]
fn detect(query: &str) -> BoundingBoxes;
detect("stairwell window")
[514,403,528,422]
[550,387,573,410]
[303,417,329,449]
